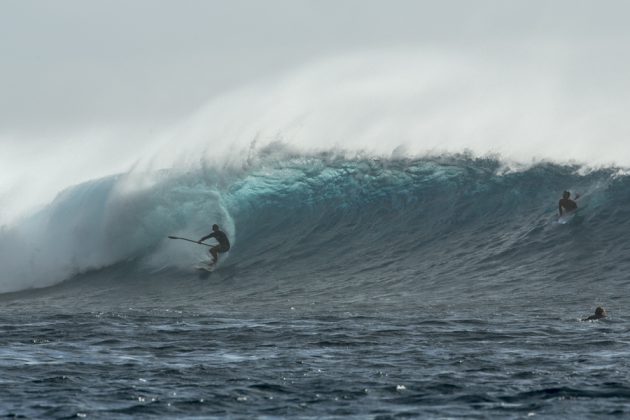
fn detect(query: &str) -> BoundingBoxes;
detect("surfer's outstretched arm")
[199,232,215,243]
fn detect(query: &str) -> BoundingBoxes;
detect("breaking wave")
[1,148,629,309]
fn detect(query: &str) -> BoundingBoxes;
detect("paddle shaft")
[168,236,213,247]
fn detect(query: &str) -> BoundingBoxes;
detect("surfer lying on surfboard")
[198,224,230,266]
[558,190,579,216]
[583,306,607,321]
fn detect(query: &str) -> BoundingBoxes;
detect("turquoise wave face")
[1,154,629,302]
[222,156,628,303]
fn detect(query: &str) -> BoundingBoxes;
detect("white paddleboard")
[195,264,215,273]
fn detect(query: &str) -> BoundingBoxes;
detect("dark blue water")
[1,154,629,417]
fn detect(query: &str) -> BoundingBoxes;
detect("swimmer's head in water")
[595,307,606,316]
[212,224,219,231]
[563,191,570,198]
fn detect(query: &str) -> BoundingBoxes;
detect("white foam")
[3,48,629,225]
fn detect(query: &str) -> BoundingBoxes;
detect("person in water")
[558,190,579,216]
[583,306,607,321]
[198,224,230,265]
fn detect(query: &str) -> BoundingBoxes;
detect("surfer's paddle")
[167,236,212,247]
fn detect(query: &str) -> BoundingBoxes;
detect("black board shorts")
[212,244,230,253]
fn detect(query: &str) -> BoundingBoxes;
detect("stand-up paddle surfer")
[198,224,230,266]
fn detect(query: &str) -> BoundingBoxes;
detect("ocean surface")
[1,153,630,418]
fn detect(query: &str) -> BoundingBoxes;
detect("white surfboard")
[557,216,572,225]
[557,211,577,225]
